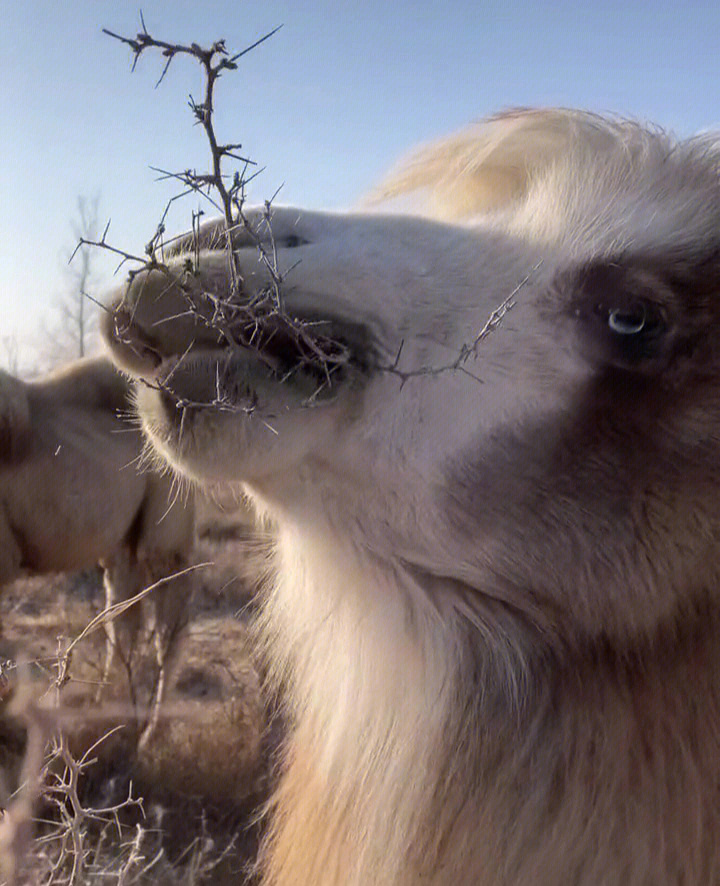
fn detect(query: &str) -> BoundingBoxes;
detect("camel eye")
[606,301,665,339]
[608,304,647,335]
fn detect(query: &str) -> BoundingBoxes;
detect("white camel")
[102,109,720,884]
[0,355,194,709]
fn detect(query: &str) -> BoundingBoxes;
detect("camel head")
[102,109,720,654]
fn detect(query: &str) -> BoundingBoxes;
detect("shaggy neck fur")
[255,511,720,885]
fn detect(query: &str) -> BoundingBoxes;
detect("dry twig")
[82,12,532,427]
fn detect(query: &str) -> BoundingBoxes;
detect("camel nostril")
[102,303,165,379]
[128,340,163,371]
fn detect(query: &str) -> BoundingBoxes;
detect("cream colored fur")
[102,109,720,883]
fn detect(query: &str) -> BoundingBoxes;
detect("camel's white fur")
[0,356,195,695]
[102,109,720,883]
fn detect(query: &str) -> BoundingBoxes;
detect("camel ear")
[367,108,616,221]
[0,371,30,461]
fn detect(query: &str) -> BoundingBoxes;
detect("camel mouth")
[104,263,376,413]
[146,308,373,414]
[226,310,359,387]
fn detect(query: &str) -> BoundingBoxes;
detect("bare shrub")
[0,551,268,884]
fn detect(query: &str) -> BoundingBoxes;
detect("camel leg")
[98,546,145,704]
[135,478,195,748]
[0,514,22,588]
[100,545,194,746]
[0,514,23,641]
[137,555,193,749]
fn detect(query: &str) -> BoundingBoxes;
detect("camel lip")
[161,309,373,394]
[105,285,376,408]
[147,332,360,415]
[148,349,262,414]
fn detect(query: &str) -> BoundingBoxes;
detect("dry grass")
[0,495,275,884]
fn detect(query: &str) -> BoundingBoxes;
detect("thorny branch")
[82,14,535,428]
[0,560,213,884]
[0,588,248,881]
[92,17,358,412]
[102,15,281,297]
[38,729,144,885]
[52,563,210,695]
[381,260,544,387]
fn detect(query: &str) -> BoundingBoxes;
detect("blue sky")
[3,0,720,368]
